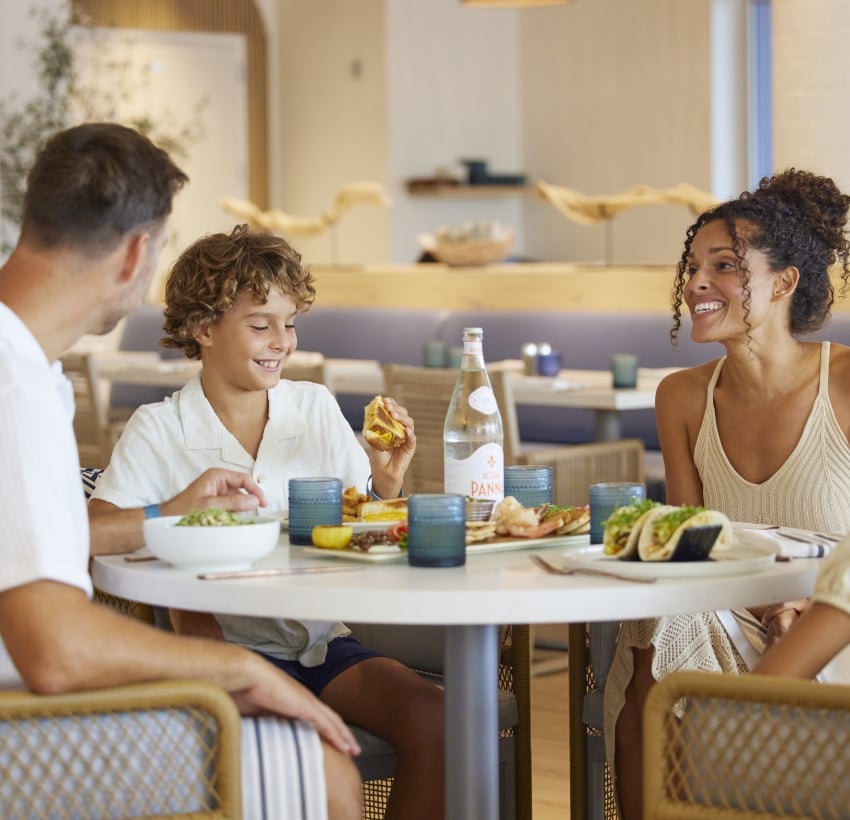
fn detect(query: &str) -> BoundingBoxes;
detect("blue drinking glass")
[504,465,553,508]
[589,482,646,545]
[407,494,466,567]
[288,477,343,545]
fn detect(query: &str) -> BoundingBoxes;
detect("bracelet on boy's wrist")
[365,475,403,501]
[143,503,162,519]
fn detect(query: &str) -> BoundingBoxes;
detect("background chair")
[644,670,850,819]
[281,358,326,385]
[0,680,241,820]
[61,352,117,469]
[383,363,645,503]
[348,623,532,820]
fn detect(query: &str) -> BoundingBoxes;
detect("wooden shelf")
[405,181,533,198]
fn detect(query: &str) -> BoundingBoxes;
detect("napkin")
[734,526,840,559]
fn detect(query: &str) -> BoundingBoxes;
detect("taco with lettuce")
[636,504,732,562]
[603,500,667,559]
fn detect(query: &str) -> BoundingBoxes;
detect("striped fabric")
[81,467,103,500]
[241,717,328,820]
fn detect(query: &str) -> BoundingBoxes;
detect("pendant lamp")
[462,0,572,6]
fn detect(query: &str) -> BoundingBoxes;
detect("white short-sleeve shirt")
[0,303,93,689]
[94,374,371,665]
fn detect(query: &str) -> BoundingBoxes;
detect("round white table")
[92,537,818,820]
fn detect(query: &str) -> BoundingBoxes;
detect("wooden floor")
[530,626,571,819]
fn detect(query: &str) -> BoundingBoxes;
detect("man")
[0,122,361,820]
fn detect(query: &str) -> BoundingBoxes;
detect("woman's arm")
[654,371,705,506]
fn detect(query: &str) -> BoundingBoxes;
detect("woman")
[604,169,850,820]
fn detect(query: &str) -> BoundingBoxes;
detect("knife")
[198,565,365,580]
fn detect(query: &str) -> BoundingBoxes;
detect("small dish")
[466,499,495,522]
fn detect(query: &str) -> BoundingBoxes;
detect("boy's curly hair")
[162,224,316,359]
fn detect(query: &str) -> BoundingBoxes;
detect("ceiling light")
[462,0,573,7]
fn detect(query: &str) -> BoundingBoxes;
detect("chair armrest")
[644,670,850,819]
[0,680,241,819]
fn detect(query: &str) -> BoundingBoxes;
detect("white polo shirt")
[94,374,371,665]
[0,303,92,689]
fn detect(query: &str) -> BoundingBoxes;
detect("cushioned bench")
[111,303,850,454]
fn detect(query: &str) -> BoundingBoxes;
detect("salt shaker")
[521,342,538,376]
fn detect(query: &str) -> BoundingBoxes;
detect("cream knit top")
[694,342,850,531]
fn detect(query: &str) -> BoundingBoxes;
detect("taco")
[636,505,733,562]
[603,500,668,559]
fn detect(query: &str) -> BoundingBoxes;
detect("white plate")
[297,532,590,564]
[300,544,405,562]
[278,515,394,533]
[560,541,776,578]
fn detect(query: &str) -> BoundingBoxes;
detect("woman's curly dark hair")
[671,169,850,344]
[162,224,316,359]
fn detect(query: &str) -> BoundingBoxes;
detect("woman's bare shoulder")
[657,359,719,398]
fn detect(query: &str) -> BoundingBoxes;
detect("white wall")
[520,0,712,265]
[276,0,391,266]
[0,0,722,268]
[772,0,850,191]
[386,0,526,264]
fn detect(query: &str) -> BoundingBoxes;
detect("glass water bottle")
[443,327,504,500]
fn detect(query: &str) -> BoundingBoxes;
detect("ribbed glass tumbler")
[288,477,343,545]
[589,482,646,545]
[407,494,466,568]
[504,465,554,508]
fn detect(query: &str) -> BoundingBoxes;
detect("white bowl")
[142,514,281,571]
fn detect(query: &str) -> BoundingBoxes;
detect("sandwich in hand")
[363,395,407,451]
[358,497,408,522]
[636,505,732,561]
[603,500,666,559]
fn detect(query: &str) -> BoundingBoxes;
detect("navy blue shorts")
[259,636,383,696]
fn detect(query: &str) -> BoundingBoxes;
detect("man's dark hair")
[20,122,188,254]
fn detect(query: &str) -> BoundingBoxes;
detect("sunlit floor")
[530,626,571,819]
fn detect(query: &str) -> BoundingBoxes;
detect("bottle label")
[444,442,504,500]
[463,340,483,356]
[469,385,498,414]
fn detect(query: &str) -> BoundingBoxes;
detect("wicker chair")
[383,363,645,502]
[0,680,242,819]
[644,670,850,819]
[61,352,116,469]
[349,623,532,820]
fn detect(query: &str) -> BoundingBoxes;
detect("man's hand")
[366,397,416,499]
[164,468,267,517]
[232,656,361,757]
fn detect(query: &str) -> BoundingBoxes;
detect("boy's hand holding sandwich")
[362,395,416,499]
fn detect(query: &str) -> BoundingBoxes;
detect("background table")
[93,537,817,820]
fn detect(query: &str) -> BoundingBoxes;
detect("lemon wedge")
[311,525,354,550]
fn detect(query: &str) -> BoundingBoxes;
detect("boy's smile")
[197,287,299,391]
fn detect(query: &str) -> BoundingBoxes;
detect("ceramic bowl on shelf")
[142,514,280,571]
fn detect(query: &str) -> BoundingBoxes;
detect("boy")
[89,224,445,820]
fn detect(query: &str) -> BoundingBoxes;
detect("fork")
[529,554,657,584]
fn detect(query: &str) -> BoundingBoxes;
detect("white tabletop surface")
[92,535,817,626]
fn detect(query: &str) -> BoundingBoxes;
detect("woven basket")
[432,234,513,267]
[418,230,514,267]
